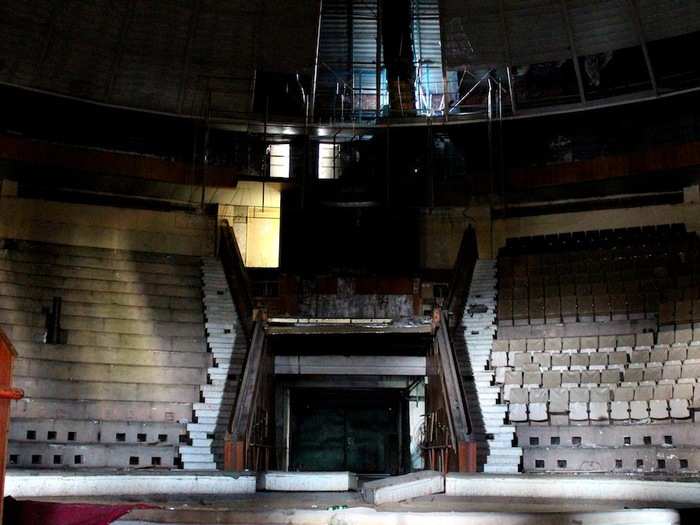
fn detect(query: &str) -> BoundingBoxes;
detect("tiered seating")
[491,225,700,474]
[0,240,209,469]
[497,225,700,326]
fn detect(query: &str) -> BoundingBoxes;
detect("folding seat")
[569,402,589,421]
[681,361,700,379]
[662,363,682,381]
[562,337,579,352]
[659,302,675,326]
[629,349,650,363]
[494,367,508,384]
[644,363,663,382]
[611,401,630,420]
[576,282,593,297]
[509,387,529,404]
[560,283,575,297]
[683,286,700,302]
[608,351,627,367]
[545,337,562,353]
[580,336,598,351]
[491,351,508,368]
[528,403,548,422]
[529,283,544,299]
[493,340,509,353]
[545,285,560,298]
[590,387,611,403]
[528,297,545,325]
[608,280,625,295]
[675,328,693,346]
[635,332,654,348]
[594,295,611,321]
[505,371,523,385]
[542,370,561,388]
[551,354,570,370]
[668,346,688,362]
[513,286,529,300]
[615,334,635,349]
[676,300,693,324]
[630,400,650,420]
[513,299,529,326]
[509,404,528,422]
[545,297,561,324]
[592,282,608,295]
[497,300,514,326]
[673,383,693,400]
[510,339,526,352]
[670,399,691,419]
[614,387,635,401]
[609,294,627,320]
[562,371,581,386]
[650,348,668,363]
[635,384,654,401]
[549,388,569,413]
[624,367,644,383]
[511,352,531,367]
[589,401,609,421]
[598,335,616,350]
[523,371,542,386]
[689,346,700,359]
[533,353,551,369]
[644,291,660,316]
[624,280,640,293]
[578,295,594,321]
[527,338,544,352]
[588,352,608,370]
[653,384,673,400]
[649,400,670,420]
[601,369,621,384]
[570,354,589,370]
[559,296,577,323]
[693,326,700,345]
[657,329,675,346]
[581,370,601,385]
[622,293,643,320]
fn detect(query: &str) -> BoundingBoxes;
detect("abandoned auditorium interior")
[2,1,700,524]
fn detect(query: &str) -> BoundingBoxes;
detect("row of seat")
[660,300,700,325]
[501,363,700,386]
[509,399,692,422]
[492,331,699,352]
[499,280,688,298]
[493,347,700,369]
[508,382,700,404]
[498,294,659,325]
[500,224,691,256]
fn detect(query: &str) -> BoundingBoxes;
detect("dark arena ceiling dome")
[1,0,699,122]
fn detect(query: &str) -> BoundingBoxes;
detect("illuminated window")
[269,143,290,178]
[318,143,341,179]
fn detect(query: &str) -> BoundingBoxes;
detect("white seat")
[509,403,528,422]
[569,402,588,421]
[610,401,630,420]
[528,402,548,422]
[670,399,690,419]
[649,399,670,420]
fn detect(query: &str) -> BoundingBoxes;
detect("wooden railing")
[446,225,478,333]
[218,219,255,340]
[1,329,22,523]
[424,310,476,473]
[223,318,275,471]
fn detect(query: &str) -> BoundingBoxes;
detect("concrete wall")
[0,194,215,256]
[419,195,700,269]
[218,181,281,268]
[492,201,700,258]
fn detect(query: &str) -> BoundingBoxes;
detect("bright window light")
[318,143,341,179]
[269,143,290,178]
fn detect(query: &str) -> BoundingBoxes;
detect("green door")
[290,389,400,474]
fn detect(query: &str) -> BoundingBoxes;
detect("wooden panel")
[508,140,700,190]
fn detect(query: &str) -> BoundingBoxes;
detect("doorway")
[289,389,405,475]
